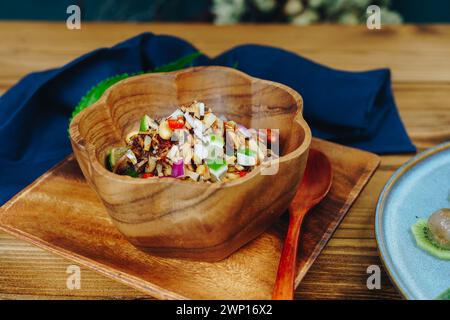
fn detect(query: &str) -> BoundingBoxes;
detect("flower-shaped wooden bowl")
[69,66,311,262]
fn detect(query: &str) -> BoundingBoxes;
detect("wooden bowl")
[69,66,311,262]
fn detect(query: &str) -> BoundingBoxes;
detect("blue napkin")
[0,33,415,205]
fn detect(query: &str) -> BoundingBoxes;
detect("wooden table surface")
[0,22,449,300]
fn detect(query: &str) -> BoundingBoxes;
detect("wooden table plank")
[0,22,449,300]
[0,23,450,82]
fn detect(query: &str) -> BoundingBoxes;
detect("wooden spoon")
[272,149,333,300]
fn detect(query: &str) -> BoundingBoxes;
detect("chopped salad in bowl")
[106,101,279,183]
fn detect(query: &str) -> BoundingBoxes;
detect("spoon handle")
[272,210,306,300]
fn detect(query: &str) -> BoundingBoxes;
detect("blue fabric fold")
[0,32,415,205]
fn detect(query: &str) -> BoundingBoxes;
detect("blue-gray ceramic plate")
[376,142,450,300]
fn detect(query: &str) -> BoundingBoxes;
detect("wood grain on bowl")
[0,139,379,300]
[69,66,311,261]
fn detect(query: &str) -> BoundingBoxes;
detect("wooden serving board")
[0,138,379,300]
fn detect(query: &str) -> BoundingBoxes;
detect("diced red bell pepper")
[267,129,278,143]
[168,116,185,129]
[239,171,247,177]
[142,173,154,178]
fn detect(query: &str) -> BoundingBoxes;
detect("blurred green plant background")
[0,0,449,24]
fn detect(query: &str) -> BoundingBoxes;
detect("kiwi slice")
[436,288,450,300]
[411,219,450,260]
[106,147,128,171]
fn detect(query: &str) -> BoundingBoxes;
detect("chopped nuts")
[162,163,172,176]
[158,120,173,140]
[156,163,163,177]
[146,157,157,172]
[226,173,240,180]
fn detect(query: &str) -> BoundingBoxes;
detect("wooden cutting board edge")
[0,157,188,300]
[0,141,381,300]
[294,144,380,286]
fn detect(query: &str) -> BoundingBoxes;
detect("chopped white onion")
[126,150,138,165]
[166,145,179,162]
[184,112,195,128]
[168,108,184,119]
[203,113,217,129]
[144,135,151,151]
[194,143,208,160]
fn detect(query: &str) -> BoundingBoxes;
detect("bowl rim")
[69,65,311,188]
